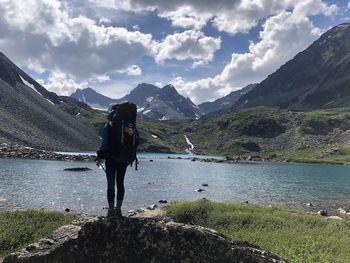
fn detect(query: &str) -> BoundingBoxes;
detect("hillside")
[0,52,100,151]
[234,23,350,110]
[199,84,256,114]
[133,107,350,164]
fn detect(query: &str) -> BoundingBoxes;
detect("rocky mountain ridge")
[234,23,350,110]
[0,52,100,151]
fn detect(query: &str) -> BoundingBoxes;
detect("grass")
[167,200,350,263]
[0,209,75,259]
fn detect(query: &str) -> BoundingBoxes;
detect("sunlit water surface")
[1,154,350,215]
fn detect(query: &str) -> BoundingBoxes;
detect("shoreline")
[1,142,350,166]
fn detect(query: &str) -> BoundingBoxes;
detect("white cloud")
[0,0,153,81]
[348,2,350,10]
[158,6,211,29]
[38,71,88,96]
[117,65,142,76]
[171,1,338,104]
[112,0,337,35]
[153,30,221,67]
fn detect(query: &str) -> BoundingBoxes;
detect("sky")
[0,0,349,104]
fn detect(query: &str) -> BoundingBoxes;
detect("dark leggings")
[105,159,128,206]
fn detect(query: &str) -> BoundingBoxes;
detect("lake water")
[1,155,350,215]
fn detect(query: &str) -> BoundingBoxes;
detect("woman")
[96,104,127,217]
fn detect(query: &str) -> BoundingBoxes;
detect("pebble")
[244,201,249,204]
[327,216,343,220]
[65,208,70,212]
[195,188,205,192]
[149,160,154,162]
[338,207,348,215]
[317,210,327,216]
[136,208,145,213]
[147,204,158,210]
[158,199,168,204]
[201,183,209,187]
[306,203,313,207]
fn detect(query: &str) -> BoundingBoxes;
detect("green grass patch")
[0,209,75,259]
[167,200,350,263]
[304,108,350,119]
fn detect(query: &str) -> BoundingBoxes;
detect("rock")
[337,207,348,215]
[65,208,70,213]
[317,210,327,216]
[158,199,168,204]
[127,210,137,216]
[3,217,287,263]
[201,183,209,187]
[245,201,249,204]
[195,188,205,192]
[306,203,313,207]
[147,204,158,210]
[64,167,92,172]
[136,208,145,213]
[327,216,343,220]
[149,159,154,162]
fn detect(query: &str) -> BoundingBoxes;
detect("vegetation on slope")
[167,200,350,263]
[82,106,350,164]
[0,210,75,259]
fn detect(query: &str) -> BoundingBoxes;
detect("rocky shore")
[0,143,95,162]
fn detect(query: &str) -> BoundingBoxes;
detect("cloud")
[37,71,88,96]
[113,0,337,34]
[0,0,153,82]
[153,30,221,67]
[171,1,338,104]
[117,65,142,76]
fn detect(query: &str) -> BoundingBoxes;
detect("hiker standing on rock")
[96,102,139,217]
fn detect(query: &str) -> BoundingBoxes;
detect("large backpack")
[108,102,139,166]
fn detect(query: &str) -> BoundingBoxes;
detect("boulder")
[337,208,348,215]
[63,167,92,172]
[3,217,288,263]
[317,210,327,216]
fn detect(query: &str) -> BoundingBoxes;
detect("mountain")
[116,83,160,107]
[198,84,257,114]
[137,84,202,120]
[0,52,100,151]
[234,23,350,110]
[72,84,202,120]
[71,87,117,110]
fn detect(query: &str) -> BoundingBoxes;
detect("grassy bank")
[0,209,75,259]
[167,200,350,263]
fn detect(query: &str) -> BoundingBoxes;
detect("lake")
[1,155,350,215]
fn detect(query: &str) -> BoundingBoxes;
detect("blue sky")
[0,0,349,103]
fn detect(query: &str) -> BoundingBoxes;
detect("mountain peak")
[234,23,350,110]
[160,84,179,96]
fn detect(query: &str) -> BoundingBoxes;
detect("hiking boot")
[107,208,116,217]
[115,208,122,217]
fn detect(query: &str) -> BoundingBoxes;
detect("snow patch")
[151,134,158,138]
[45,98,55,105]
[159,116,168,121]
[137,107,145,112]
[76,112,81,116]
[243,100,249,105]
[143,109,152,115]
[20,75,41,96]
[146,97,154,102]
